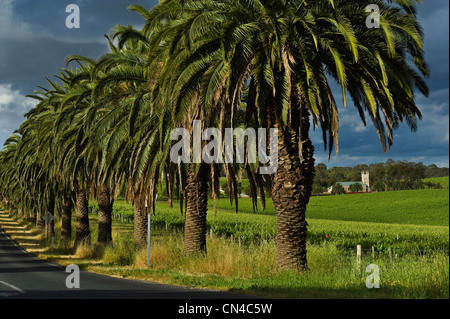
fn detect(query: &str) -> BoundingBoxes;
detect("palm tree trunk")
[46,192,55,238]
[61,192,73,239]
[133,192,147,249]
[36,210,45,231]
[272,107,315,271]
[167,162,175,208]
[97,185,113,245]
[75,188,91,247]
[183,162,208,255]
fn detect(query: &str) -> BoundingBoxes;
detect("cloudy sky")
[0,0,448,168]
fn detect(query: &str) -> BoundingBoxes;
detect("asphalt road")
[0,226,249,299]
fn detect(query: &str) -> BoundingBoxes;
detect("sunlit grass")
[88,230,449,299]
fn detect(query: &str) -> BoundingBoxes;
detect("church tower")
[361,170,370,191]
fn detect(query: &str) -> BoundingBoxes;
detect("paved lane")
[0,226,247,299]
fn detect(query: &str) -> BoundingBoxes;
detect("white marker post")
[147,213,151,266]
[147,195,157,267]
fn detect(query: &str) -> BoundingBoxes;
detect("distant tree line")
[312,160,449,194]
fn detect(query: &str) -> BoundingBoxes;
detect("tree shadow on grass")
[229,283,447,299]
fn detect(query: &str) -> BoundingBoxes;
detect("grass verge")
[0,209,448,299]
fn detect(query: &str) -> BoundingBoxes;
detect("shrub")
[412,180,425,190]
[243,184,253,197]
[331,183,345,195]
[349,183,363,192]
[221,182,242,197]
[221,182,229,196]
[312,183,326,195]
[102,234,136,266]
[372,181,385,192]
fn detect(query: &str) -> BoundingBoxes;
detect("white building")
[328,170,370,193]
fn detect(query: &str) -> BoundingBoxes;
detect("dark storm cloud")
[312,0,450,168]
[417,1,449,91]
[1,0,158,91]
[0,0,159,143]
[0,37,107,91]
[11,0,158,41]
[313,85,449,168]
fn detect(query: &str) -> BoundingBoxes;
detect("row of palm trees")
[0,0,428,270]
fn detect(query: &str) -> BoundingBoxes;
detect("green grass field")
[307,189,449,226]
[111,188,449,226]
[147,204,449,253]
[209,189,449,226]
[96,188,449,253]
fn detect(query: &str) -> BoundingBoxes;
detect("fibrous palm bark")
[133,192,147,249]
[75,188,91,247]
[183,163,208,255]
[97,185,113,245]
[45,192,56,238]
[272,102,315,270]
[61,192,73,239]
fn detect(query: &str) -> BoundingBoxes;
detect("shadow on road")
[0,212,253,300]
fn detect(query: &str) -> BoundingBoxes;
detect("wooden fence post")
[356,245,362,268]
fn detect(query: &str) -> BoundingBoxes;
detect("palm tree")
[16,70,88,245]
[0,134,23,215]
[60,191,74,239]
[26,81,75,239]
[143,0,429,270]
[1,78,64,237]
[137,1,248,255]
[51,66,95,248]
[78,24,171,248]
[86,29,153,248]
[60,58,115,246]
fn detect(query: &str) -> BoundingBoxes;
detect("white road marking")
[0,280,26,296]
